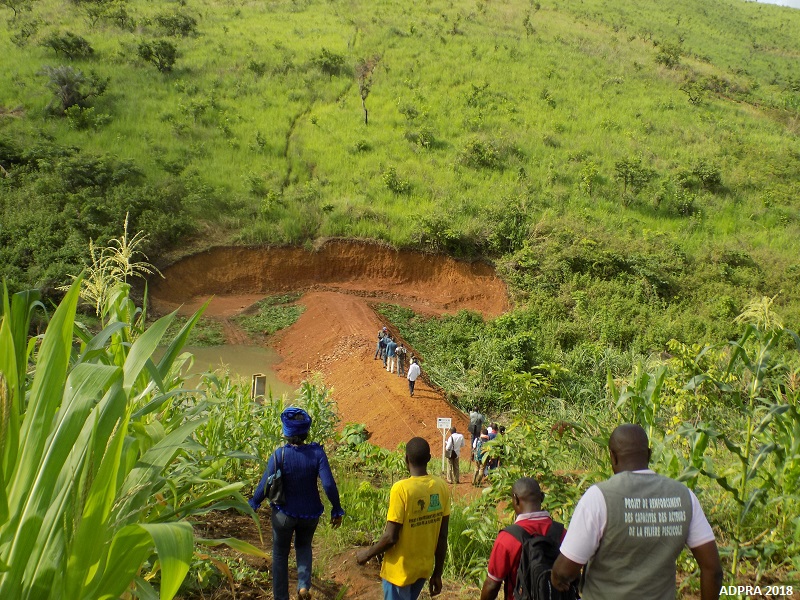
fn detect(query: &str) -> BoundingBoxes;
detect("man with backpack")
[550,424,722,600]
[374,327,387,360]
[468,407,484,455]
[480,477,575,600]
[396,343,408,377]
[472,428,490,486]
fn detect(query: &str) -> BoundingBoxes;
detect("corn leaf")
[124,312,174,396]
[92,524,153,600]
[156,300,210,381]
[21,364,122,598]
[196,536,270,559]
[118,418,207,520]
[140,522,194,600]
[0,279,80,597]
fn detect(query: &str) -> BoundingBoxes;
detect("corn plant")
[446,498,499,585]
[660,297,800,579]
[0,280,262,599]
[608,363,666,442]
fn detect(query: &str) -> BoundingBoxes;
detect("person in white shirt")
[444,427,465,484]
[551,424,722,600]
[406,358,421,397]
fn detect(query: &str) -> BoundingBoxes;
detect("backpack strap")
[545,521,565,545]
[504,520,564,545]
[272,444,286,475]
[503,523,532,544]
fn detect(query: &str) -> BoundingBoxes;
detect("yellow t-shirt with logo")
[380,474,451,587]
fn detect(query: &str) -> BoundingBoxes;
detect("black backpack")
[505,521,579,600]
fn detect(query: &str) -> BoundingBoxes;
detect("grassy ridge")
[1,0,799,326]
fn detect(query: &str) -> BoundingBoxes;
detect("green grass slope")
[1,0,799,339]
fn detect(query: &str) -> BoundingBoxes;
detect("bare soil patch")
[151,241,510,451]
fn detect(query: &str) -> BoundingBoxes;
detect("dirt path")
[151,241,510,452]
[272,289,468,451]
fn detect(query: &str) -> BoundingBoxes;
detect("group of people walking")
[443,410,504,486]
[374,325,421,396]
[250,414,722,600]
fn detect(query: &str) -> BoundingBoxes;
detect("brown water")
[164,344,295,398]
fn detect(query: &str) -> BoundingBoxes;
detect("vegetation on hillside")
[1,223,799,596]
[1,0,799,336]
[3,0,800,594]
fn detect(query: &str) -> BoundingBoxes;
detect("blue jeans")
[382,578,426,600]
[271,510,319,600]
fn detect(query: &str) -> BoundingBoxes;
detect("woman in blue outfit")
[249,407,345,600]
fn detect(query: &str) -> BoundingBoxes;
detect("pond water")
[163,344,295,398]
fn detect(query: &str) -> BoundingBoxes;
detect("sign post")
[436,417,452,475]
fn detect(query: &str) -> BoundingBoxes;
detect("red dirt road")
[151,241,510,452]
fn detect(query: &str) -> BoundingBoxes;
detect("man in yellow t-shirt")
[357,437,451,600]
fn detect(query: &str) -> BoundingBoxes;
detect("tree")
[41,31,94,60]
[138,39,178,73]
[40,65,108,114]
[355,54,380,125]
[0,0,36,18]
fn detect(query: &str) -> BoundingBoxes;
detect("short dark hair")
[513,477,544,503]
[286,433,308,445]
[406,437,431,466]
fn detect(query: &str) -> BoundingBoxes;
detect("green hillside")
[3,2,800,593]
[1,0,799,335]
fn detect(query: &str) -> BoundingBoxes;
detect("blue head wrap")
[281,407,312,437]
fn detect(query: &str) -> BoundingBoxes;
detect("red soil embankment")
[151,240,510,452]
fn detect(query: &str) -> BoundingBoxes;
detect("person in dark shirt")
[249,407,345,600]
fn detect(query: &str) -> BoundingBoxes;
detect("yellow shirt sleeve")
[387,480,407,524]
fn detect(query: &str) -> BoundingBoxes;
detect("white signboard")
[437,417,452,475]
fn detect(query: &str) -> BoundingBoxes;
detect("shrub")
[655,41,682,68]
[64,105,110,129]
[404,127,436,149]
[614,157,655,196]
[247,59,267,77]
[312,47,346,77]
[40,65,108,114]
[350,139,372,153]
[138,40,178,73]
[382,166,411,194]
[156,12,198,37]
[579,161,601,196]
[485,198,530,255]
[41,31,94,59]
[459,137,502,170]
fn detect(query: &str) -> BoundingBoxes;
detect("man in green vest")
[551,424,723,600]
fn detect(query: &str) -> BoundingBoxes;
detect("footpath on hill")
[151,240,510,452]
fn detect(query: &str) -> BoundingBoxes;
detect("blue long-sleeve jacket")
[248,442,345,520]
